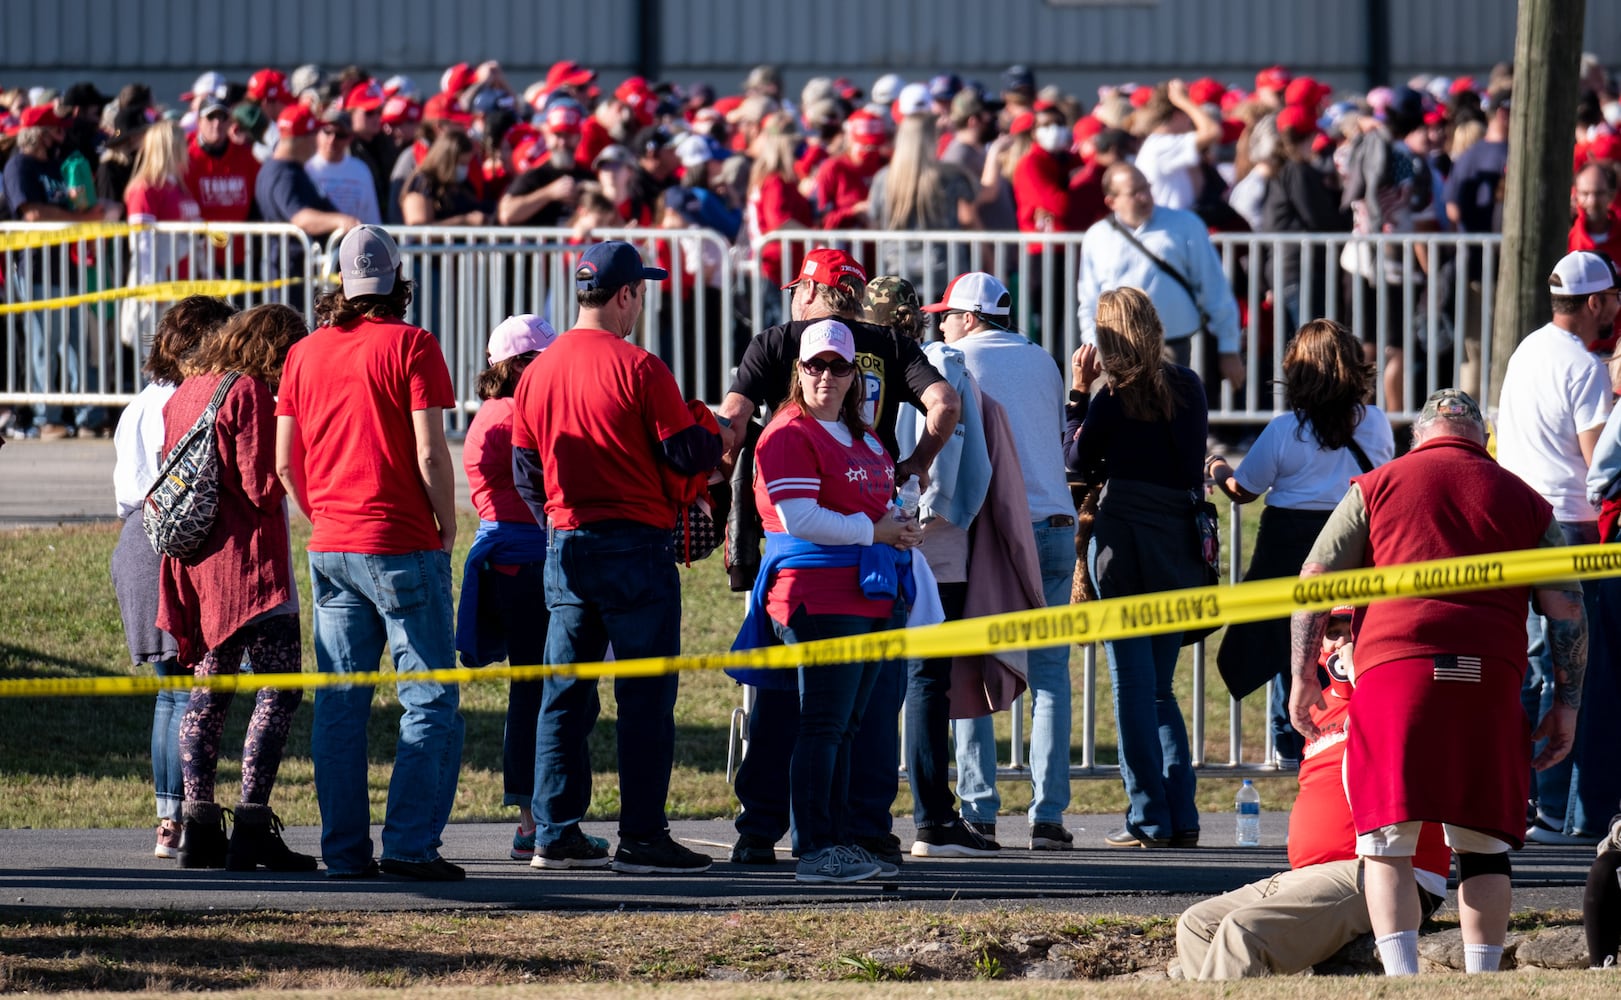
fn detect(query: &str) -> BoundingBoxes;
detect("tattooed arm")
[1531,586,1587,770]
[1289,568,1331,742]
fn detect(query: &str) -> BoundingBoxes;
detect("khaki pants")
[1176,858,1371,980]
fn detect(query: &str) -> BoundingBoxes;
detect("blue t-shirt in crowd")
[3,152,72,282]
[254,157,337,279]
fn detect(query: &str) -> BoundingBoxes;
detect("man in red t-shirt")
[1569,163,1621,353]
[274,225,465,884]
[509,240,723,876]
[1178,609,1452,979]
[187,100,261,274]
[1290,389,1586,977]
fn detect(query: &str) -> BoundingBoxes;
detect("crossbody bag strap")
[1344,435,1375,473]
[1107,217,1209,325]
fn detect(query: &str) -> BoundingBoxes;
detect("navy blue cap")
[575,241,667,293]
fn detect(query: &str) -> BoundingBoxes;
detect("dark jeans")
[778,610,888,854]
[532,522,681,845]
[480,562,550,808]
[906,582,968,827]
[734,613,906,850]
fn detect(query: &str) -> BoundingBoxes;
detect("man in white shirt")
[303,110,382,225]
[1495,249,1616,846]
[927,271,1078,851]
[1132,79,1222,212]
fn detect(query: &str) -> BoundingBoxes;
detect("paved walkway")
[0,816,1593,916]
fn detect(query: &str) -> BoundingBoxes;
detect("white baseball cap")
[1550,250,1617,297]
[487,314,558,364]
[870,73,905,107]
[921,271,1013,322]
[799,319,855,363]
[896,82,931,118]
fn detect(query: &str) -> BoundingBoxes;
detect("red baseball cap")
[422,92,472,127]
[1009,110,1035,135]
[381,96,422,125]
[276,105,319,138]
[1276,105,1317,138]
[783,247,867,289]
[247,69,289,104]
[19,104,69,129]
[1072,115,1104,145]
[441,62,477,97]
[342,81,386,112]
[1220,89,1248,116]
[1284,77,1332,112]
[1188,78,1226,106]
[544,60,596,93]
[845,109,889,142]
[1129,86,1153,109]
[1255,65,1291,93]
[615,76,657,123]
[1450,76,1478,97]
[544,103,582,134]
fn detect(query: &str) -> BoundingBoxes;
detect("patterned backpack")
[143,371,242,558]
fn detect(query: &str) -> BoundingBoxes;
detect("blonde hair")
[747,112,800,194]
[1448,118,1485,159]
[882,115,945,231]
[1094,287,1175,422]
[132,120,187,190]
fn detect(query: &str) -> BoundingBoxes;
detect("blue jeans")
[24,282,102,428]
[309,549,464,873]
[532,523,682,845]
[152,658,186,822]
[780,610,888,853]
[953,521,1077,825]
[1523,520,1600,830]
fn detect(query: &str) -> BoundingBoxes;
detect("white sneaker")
[795,846,880,883]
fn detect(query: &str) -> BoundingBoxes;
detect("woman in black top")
[400,132,487,226]
[1065,287,1208,849]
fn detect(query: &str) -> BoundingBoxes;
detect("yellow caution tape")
[0,221,262,252]
[2,542,1615,699]
[0,277,298,316]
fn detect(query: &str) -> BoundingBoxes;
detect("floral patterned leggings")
[180,613,304,805]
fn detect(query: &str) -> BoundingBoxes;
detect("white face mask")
[1035,123,1070,155]
[454,165,470,184]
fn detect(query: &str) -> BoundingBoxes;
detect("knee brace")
[1457,850,1512,883]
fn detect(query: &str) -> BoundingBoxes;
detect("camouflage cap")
[863,275,923,339]
[1417,388,1484,427]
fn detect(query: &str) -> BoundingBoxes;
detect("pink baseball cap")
[487,314,559,364]
[799,319,855,363]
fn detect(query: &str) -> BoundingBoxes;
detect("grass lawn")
[0,497,1293,830]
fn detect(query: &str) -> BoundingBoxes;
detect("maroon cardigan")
[155,372,293,666]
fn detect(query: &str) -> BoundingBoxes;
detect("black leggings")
[1585,851,1621,967]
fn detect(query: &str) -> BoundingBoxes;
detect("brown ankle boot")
[178,801,229,869]
[227,803,318,872]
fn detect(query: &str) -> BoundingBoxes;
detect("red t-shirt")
[463,396,537,525]
[274,318,455,554]
[751,173,814,286]
[186,136,260,223]
[1011,146,1073,234]
[124,179,202,224]
[510,327,697,531]
[754,404,896,621]
[1568,211,1621,353]
[578,117,613,173]
[815,153,884,229]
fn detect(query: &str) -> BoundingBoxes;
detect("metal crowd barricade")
[1,221,312,410]
[752,229,1504,427]
[381,225,736,430]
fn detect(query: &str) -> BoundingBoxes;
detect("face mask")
[453,165,470,184]
[1035,124,1070,155]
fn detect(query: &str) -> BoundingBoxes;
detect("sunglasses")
[932,309,968,328]
[799,358,857,377]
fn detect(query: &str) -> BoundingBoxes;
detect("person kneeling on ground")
[1176,607,1451,979]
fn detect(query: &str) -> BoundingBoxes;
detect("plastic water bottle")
[1235,779,1262,846]
[895,475,922,523]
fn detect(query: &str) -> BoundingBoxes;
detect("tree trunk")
[1491,0,1586,409]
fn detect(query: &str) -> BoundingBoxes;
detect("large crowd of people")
[7,51,1621,977]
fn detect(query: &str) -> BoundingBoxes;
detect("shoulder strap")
[202,371,243,416]
[1108,216,1206,321]
[1345,435,1375,473]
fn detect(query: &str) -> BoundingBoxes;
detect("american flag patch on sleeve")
[1433,655,1483,683]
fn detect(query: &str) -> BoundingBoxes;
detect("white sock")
[1375,930,1420,976]
[1464,943,1504,973]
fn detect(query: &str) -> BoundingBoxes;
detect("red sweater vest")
[1351,436,1551,673]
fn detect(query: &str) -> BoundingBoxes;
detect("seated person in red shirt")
[1176,608,1452,980]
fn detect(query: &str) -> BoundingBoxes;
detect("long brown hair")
[182,303,308,391]
[145,295,237,383]
[476,353,536,400]
[411,131,473,191]
[784,360,868,439]
[1094,287,1175,422]
[1283,318,1372,450]
[315,272,414,327]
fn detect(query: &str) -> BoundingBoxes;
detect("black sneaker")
[969,820,997,839]
[379,856,466,881]
[613,833,713,874]
[730,833,780,865]
[1030,822,1074,851]
[1170,830,1200,848]
[531,826,612,870]
[911,818,1001,858]
[852,832,904,866]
